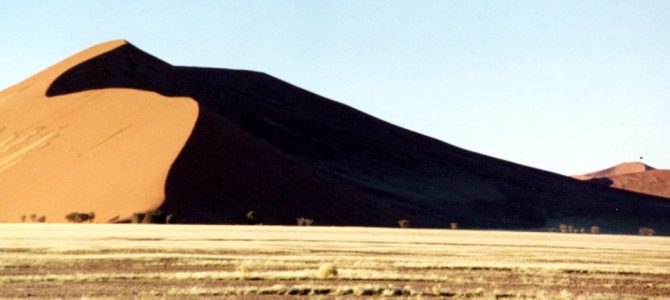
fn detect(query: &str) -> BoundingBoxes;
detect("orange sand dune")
[573,163,670,199]
[3,40,670,234]
[0,41,198,223]
[573,162,655,180]
[607,170,670,199]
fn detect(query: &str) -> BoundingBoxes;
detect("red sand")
[574,163,670,199]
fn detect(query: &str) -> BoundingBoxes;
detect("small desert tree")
[639,227,655,236]
[65,212,95,223]
[246,210,264,225]
[65,212,83,223]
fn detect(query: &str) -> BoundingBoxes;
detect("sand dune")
[573,162,655,180]
[2,40,670,234]
[574,163,670,199]
[0,41,198,223]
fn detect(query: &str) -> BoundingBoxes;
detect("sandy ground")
[1,224,669,299]
[0,40,198,223]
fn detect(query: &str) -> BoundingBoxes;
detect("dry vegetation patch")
[0,224,669,299]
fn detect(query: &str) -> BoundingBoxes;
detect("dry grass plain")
[1,224,669,299]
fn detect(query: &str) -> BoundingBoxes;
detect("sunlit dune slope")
[2,40,670,234]
[0,41,198,223]
[606,170,670,199]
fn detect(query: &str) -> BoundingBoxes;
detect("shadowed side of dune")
[46,42,670,232]
[47,43,405,225]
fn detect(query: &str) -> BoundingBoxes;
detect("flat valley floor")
[1,224,669,299]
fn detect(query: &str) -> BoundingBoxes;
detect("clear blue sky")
[1,1,668,175]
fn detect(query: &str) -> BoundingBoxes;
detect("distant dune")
[574,162,670,199]
[573,162,655,180]
[2,40,670,234]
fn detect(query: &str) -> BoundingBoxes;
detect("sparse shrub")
[559,224,568,233]
[130,211,173,224]
[579,228,585,234]
[296,217,314,226]
[548,227,556,233]
[36,215,46,223]
[246,210,264,225]
[590,226,600,234]
[236,262,250,273]
[568,225,574,233]
[450,222,458,230]
[131,213,146,224]
[29,214,36,222]
[65,212,95,223]
[639,227,655,236]
[143,210,169,224]
[20,215,26,223]
[398,219,410,228]
[65,212,82,223]
[317,263,338,278]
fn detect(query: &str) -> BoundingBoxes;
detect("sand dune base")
[0,89,197,222]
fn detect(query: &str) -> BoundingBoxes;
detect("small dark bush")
[450,222,458,230]
[131,213,146,224]
[398,219,410,228]
[246,210,264,225]
[65,212,95,223]
[559,224,568,233]
[130,211,173,224]
[143,210,169,224]
[590,226,600,234]
[296,217,314,226]
[639,227,655,236]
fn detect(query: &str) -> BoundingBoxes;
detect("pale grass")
[1,224,670,298]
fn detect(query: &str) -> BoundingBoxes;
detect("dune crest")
[573,162,655,180]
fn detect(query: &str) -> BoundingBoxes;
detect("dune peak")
[573,161,655,180]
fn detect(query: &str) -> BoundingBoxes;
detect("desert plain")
[1,224,669,299]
